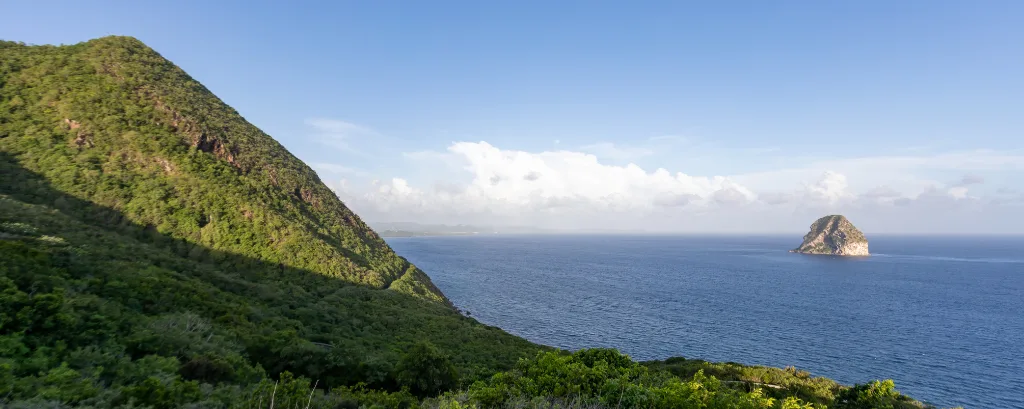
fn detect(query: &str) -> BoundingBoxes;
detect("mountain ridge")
[0,36,447,304]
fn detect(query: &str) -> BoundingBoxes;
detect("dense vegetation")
[0,37,445,303]
[0,158,540,407]
[1,37,943,408]
[0,35,537,407]
[426,349,932,409]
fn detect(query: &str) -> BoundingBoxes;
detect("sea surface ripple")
[388,235,1024,408]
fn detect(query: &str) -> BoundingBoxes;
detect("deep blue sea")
[387,235,1024,409]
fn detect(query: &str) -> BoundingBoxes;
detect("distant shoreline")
[377,230,482,238]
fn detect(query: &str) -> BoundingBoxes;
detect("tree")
[395,342,459,397]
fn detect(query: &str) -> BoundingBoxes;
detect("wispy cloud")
[577,134,698,163]
[731,150,1024,196]
[648,134,690,143]
[306,118,378,157]
[578,142,654,162]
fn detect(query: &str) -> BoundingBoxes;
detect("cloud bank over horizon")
[308,120,1024,234]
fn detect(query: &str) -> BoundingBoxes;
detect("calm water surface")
[387,235,1024,409]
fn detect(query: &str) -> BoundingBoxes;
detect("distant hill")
[371,221,552,236]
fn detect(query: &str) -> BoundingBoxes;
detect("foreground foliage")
[0,170,537,407]
[425,349,936,409]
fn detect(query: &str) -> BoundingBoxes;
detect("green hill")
[0,36,444,303]
[0,36,540,407]
[1,37,936,408]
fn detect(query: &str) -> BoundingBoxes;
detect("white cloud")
[322,141,1024,234]
[336,141,757,218]
[947,186,969,199]
[805,171,853,205]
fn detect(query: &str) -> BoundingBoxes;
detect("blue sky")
[4,1,1023,233]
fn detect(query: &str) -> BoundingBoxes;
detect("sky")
[4,1,1024,233]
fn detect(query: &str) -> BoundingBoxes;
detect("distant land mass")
[791,215,870,256]
[377,230,479,238]
[370,221,651,237]
[370,221,551,237]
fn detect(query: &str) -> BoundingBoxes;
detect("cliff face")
[791,215,869,256]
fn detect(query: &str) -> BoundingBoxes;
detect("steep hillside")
[0,36,541,406]
[0,37,444,302]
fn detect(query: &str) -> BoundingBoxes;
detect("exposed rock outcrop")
[791,215,869,256]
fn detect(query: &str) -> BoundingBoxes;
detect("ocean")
[387,235,1024,409]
